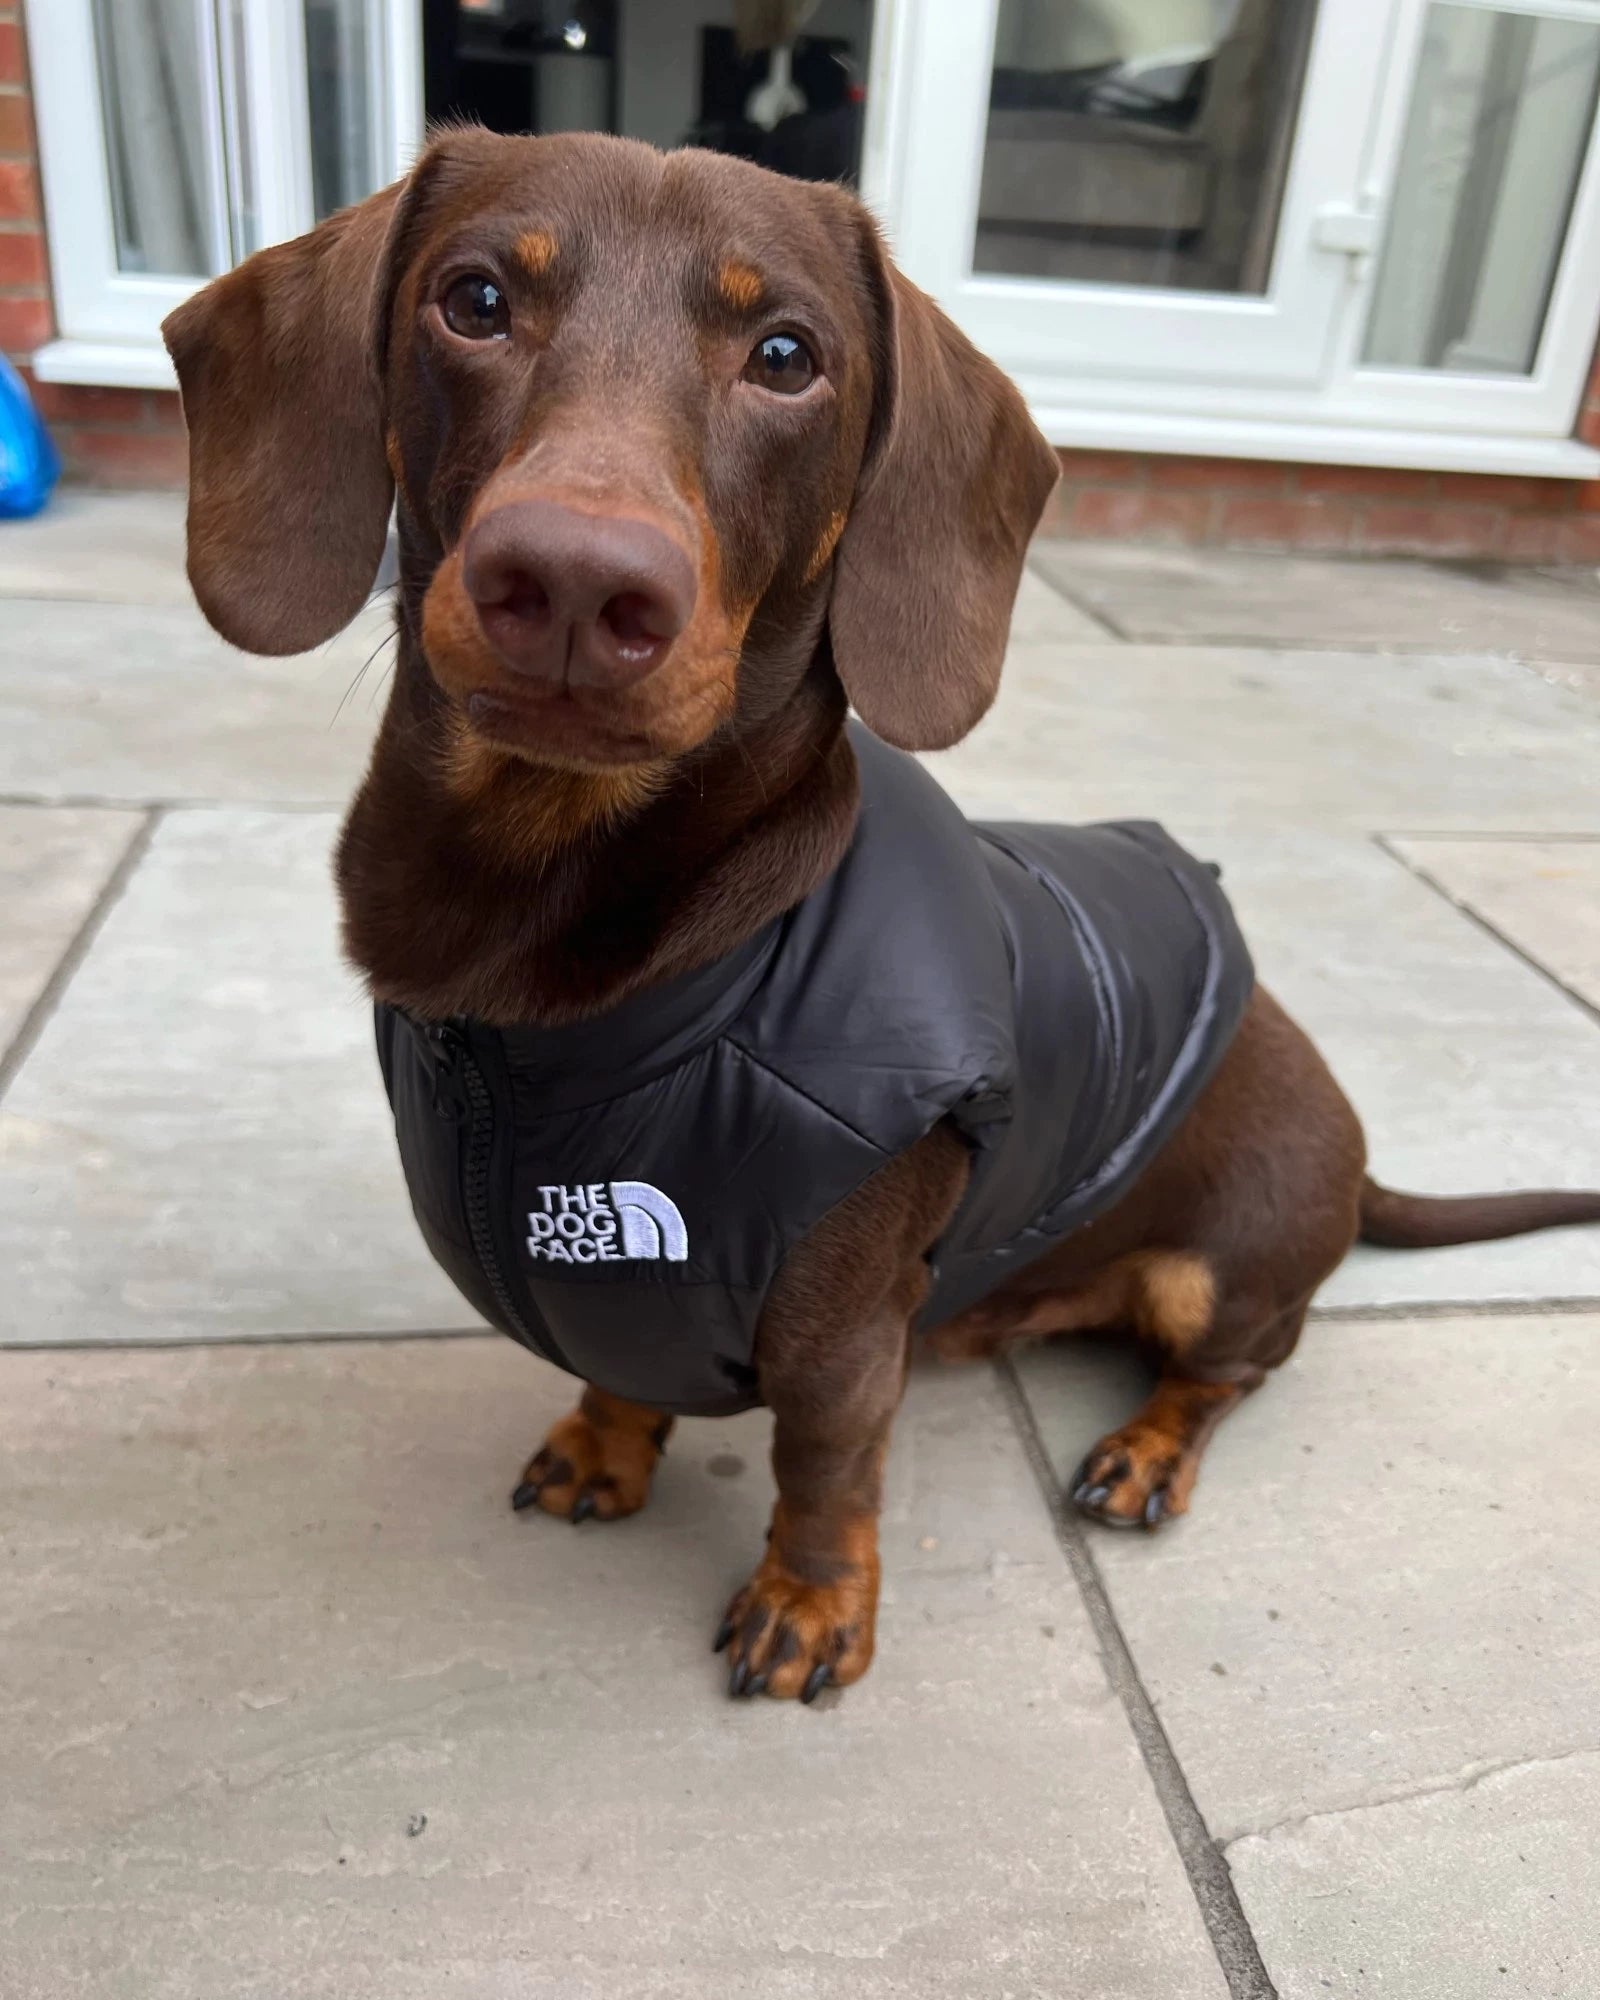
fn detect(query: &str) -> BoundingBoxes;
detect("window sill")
[1031,403,1600,481]
[30,339,178,392]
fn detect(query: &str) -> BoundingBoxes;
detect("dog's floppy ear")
[162,182,405,656]
[829,221,1059,751]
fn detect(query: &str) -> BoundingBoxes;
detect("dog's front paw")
[1071,1427,1194,1531]
[714,1545,879,1702]
[511,1395,671,1524]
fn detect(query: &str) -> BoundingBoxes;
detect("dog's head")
[164,130,1057,777]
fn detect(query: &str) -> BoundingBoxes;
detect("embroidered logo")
[526,1182,688,1264]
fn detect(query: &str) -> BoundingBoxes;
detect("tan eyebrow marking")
[803,509,849,584]
[515,230,558,277]
[718,259,765,311]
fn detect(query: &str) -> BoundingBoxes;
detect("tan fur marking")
[718,259,764,311]
[516,229,558,277]
[1136,1252,1216,1357]
[803,509,849,585]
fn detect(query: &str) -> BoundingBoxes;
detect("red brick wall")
[0,0,188,485]
[1036,430,1600,565]
[5,0,1600,546]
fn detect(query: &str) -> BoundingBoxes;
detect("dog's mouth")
[461,681,674,770]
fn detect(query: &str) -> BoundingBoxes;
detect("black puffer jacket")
[377,724,1253,1414]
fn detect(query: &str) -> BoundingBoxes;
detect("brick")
[0,225,42,285]
[1357,502,1502,557]
[0,288,50,351]
[1068,486,1210,543]
[0,23,21,86]
[1146,453,1287,493]
[1576,479,1600,515]
[1295,463,1438,500]
[0,89,32,154]
[0,155,35,221]
[1551,516,1600,564]
[1578,405,1600,448]
[1218,494,1357,553]
[27,379,153,426]
[1054,449,1146,484]
[1434,472,1568,511]
[59,425,190,487]
[1500,516,1564,563]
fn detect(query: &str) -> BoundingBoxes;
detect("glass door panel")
[89,0,230,279]
[880,0,1392,399]
[1363,3,1600,375]
[975,0,1317,296]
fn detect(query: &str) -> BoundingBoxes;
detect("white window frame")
[862,0,1600,477]
[26,0,423,391]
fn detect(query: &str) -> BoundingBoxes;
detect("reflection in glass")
[305,0,385,220]
[973,0,1317,294]
[91,0,224,278]
[1364,6,1600,376]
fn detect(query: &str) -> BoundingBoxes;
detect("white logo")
[526,1182,688,1264]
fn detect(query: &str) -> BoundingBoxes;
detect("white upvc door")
[27,0,424,387]
[871,0,1392,397]
[862,0,1600,473]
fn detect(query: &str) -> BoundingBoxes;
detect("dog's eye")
[743,332,816,396]
[441,275,511,341]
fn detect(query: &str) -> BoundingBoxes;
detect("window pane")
[973,0,1318,293]
[90,0,226,278]
[305,0,385,219]
[1364,6,1600,375]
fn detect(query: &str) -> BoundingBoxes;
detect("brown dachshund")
[164,129,1600,1703]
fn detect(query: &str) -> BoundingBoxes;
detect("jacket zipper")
[428,1021,539,1350]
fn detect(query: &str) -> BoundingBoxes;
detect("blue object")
[0,353,60,519]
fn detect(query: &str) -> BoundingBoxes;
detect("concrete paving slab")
[1011,1311,1600,1840]
[0,489,191,605]
[1029,541,1600,660]
[0,1342,1229,2000]
[0,802,143,1058]
[1012,562,1116,643]
[1390,837,1600,1007]
[929,639,1600,833]
[0,808,473,1343]
[1228,1751,1600,2000]
[0,596,390,806]
[1187,828,1600,1309]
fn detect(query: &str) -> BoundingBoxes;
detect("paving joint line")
[1024,559,1129,641]
[993,1355,1278,2000]
[0,1326,488,1353]
[1374,832,1600,1031]
[1309,1293,1600,1323]
[0,792,345,815]
[0,807,164,1103]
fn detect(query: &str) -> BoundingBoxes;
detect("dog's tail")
[1359,1175,1600,1249]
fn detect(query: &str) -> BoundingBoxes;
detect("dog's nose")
[462,499,697,689]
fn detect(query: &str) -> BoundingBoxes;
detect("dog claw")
[1074,1482,1112,1512]
[728,1658,752,1698]
[510,1480,540,1512]
[569,1492,598,1525]
[800,1662,831,1705]
[745,1673,768,1698]
[712,1615,736,1654]
[1142,1488,1168,1530]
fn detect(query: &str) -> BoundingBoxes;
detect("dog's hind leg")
[1068,1286,1311,1531]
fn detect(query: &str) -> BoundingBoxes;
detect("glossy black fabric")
[378,723,1254,1415]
